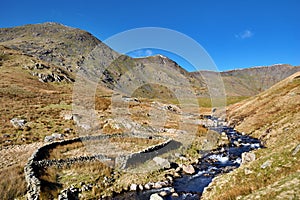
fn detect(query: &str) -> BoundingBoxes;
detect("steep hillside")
[193,64,300,96]
[202,72,300,199]
[0,23,207,99]
[0,22,104,70]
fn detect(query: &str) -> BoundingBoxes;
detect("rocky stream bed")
[110,117,262,200]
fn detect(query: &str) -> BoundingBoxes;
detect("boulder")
[153,157,171,169]
[153,182,163,189]
[159,191,168,197]
[241,152,256,164]
[144,183,151,190]
[44,133,64,142]
[182,164,195,174]
[129,184,137,191]
[10,118,27,129]
[150,193,163,200]
[172,192,179,197]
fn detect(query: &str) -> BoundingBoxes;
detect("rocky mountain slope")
[202,72,300,199]
[0,22,103,70]
[0,23,208,98]
[193,64,300,96]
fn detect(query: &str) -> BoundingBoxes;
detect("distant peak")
[42,22,63,25]
[154,54,167,59]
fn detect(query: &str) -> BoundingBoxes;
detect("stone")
[166,175,173,183]
[150,193,163,200]
[241,152,256,164]
[172,192,179,197]
[174,153,182,158]
[138,184,143,191]
[153,182,162,189]
[153,157,171,169]
[182,164,195,174]
[144,183,151,190]
[159,191,168,196]
[44,133,64,142]
[63,113,73,120]
[179,156,188,161]
[261,160,272,169]
[10,118,27,129]
[173,172,181,178]
[130,184,137,191]
[233,141,241,147]
[292,144,300,156]
[244,168,253,175]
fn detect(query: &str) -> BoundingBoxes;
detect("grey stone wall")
[24,133,177,199]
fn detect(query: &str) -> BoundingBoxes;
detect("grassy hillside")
[201,72,300,199]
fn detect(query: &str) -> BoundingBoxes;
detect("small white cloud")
[144,49,153,56]
[130,49,154,57]
[235,30,254,39]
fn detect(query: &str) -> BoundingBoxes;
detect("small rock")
[138,184,143,191]
[153,157,171,169]
[233,141,241,147]
[130,184,137,191]
[159,191,168,197]
[179,156,188,161]
[173,172,181,178]
[244,168,253,175]
[174,153,181,158]
[182,164,195,174]
[150,193,163,200]
[292,144,300,156]
[153,182,162,189]
[241,152,256,164]
[261,160,272,169]
[144,183,151,190]
[172,192,179,197]
[166,175,173,183]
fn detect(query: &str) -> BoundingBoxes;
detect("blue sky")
[0,0,299,72]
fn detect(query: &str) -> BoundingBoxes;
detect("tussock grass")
[0,164,26,200]
[39,161,112,199]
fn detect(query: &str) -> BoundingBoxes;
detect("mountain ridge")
[1,22,300,98]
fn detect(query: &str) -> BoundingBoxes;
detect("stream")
[111,119,262,200]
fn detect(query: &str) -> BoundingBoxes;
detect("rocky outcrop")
[241,152,256,164]
[153,157,171,169]
[44,133,64,143]
[10,118,27,129]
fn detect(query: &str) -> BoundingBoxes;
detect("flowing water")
[111,122,262,200]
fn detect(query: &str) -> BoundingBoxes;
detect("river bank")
[109,122,262,200]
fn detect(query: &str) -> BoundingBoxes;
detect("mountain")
[0,22,104,70]
[202,72,300,199]
[1,23,299,99]
[0,23,208,98]
[192,64,300,97]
